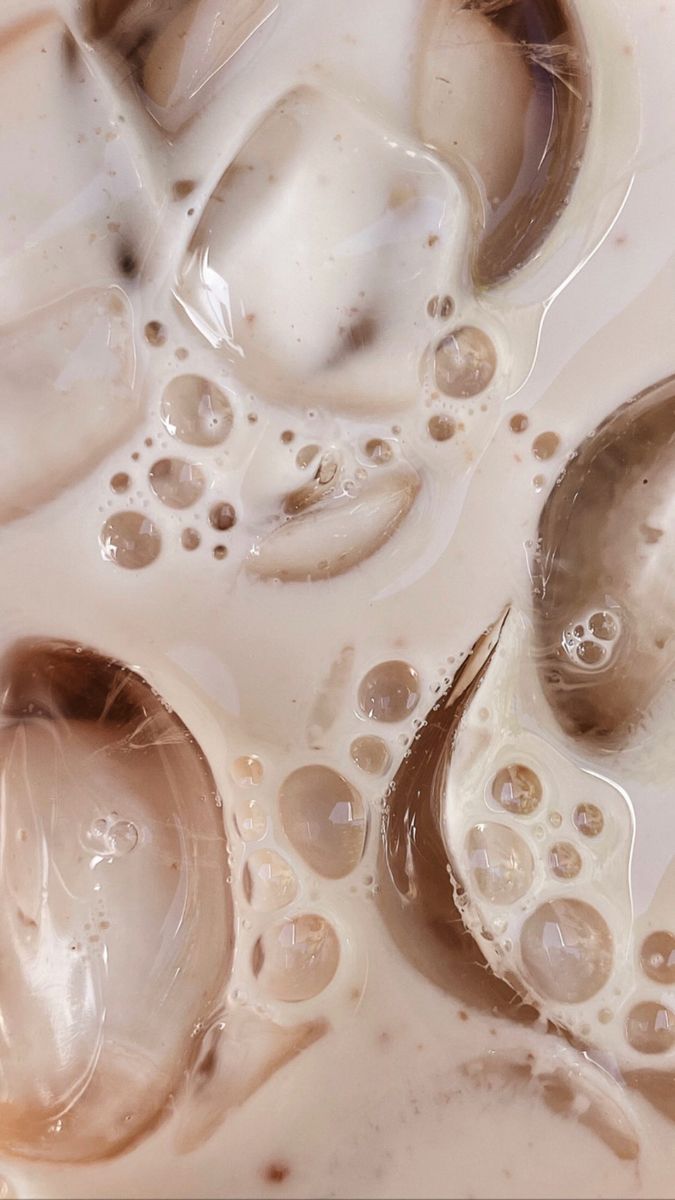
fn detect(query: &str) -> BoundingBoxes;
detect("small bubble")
[149,458,205,509]
[577,640,605,666]
[428,413,456,442]
[100,512,161,569]
[573,803,604,838]
[509,413,529,434]
[625,1001,675,1055]
[175,347,189,361]
[181,527,201,551]
[213,545,227,560]
[548,811,563,828]
[110,472,130,494]
[161,376,233,446]
[548,841,582,880]
[231,756,263,787]
[144,320,166,346]
[433,326,496,398]
[234,796,267,842]
[296,444,321,470]
[598,1008,613,1025]
[532,432,560,461]
[427,295,439,318]
[350,735,391,776]
[365,438,393,464]
[491,764,542,815]
[209,501,236,531]
[640,931,675,984]
[357,660,420,723]
[281,430,295,444]
[439,295,454,319]
[589,611,618,641]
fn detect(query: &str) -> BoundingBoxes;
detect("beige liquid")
[0,0,675,1196]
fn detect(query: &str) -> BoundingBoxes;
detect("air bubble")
[357,660,420,723]
[433,326,496,398]
[233,796,267,842]
[509,413,528,434]
[532,432,560,461]
[86,815,138,858]
[428,413,456,442]
[625,1002,675,1055]
[296,444,321,470]
[100,512,161,570]
[577,640,605,666]
[548,841,582,880]
[231,756,263,787]
[213,545,227,561]
[521,899,613,1004]
[491,764,542,815]
[364,438,393,464]
[110,472,130,494]
[144,320,166,346]
[350,736,391,776]
[209,502,236,531]
[640,931,675,984]
[466,823,534,905]
[279,765,366,879]
[573,803,604,838]
[160,376,233,447]
[244,850,297,912]
[253,914,339,1002]
[589,611,618,641]
[149,458,205,509]
[181,528,200,551]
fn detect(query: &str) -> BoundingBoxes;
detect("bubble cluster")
[86,814,139,858]
[433,326,496,398]
[160,375,233,446]
[357,660,420,723]
[253,914,340,1002]
[491,764,542,815]
[279,765,366,879]
[100,511,161,569]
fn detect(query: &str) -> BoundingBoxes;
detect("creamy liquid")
[1,0,675,1196]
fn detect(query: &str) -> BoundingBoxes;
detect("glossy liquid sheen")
[0,0,674,1197]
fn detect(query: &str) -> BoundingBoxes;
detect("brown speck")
[427,233,439,247]
[458,1010,469,1022]
[173,179,196,200]
[615,233,628,246]
[131,451,140,462]
[175,347,189,360]
[17,909,37,929]
[117,245,138,278]
[145,320,166,347]
[281,430,294,444]
[144,437,153,448]
[263,1162,290,1184]
[245,313,256,324]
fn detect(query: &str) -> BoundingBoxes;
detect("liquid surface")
[0,0,674,1197]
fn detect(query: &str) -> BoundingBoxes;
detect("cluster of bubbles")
[100,372,239,569]
[467,759,675,1056]
[562,609,620,669]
